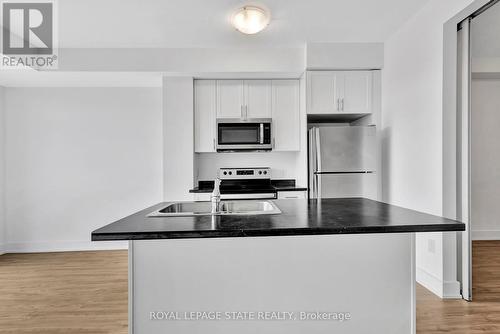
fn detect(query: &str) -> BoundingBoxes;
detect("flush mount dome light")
[231,6,270,34]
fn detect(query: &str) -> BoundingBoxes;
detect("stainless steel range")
[217,167,276,200]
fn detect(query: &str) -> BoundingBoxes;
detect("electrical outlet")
[427,239,436,253]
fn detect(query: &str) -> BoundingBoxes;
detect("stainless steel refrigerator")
[308,125,377,199]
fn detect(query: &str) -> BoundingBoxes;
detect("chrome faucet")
[211,177,221,214]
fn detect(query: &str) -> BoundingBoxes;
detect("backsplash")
[194,151,300,181]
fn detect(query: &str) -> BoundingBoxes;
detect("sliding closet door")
[457,18,472,301]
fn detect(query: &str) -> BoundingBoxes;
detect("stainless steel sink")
[148,200,281,217]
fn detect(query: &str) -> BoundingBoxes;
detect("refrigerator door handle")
[314,127,322,199]
[309,128,315,198]
[312,174,317,199]
[315,127,322,173]
[316,174,322,199]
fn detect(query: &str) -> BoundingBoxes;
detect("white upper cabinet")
[217,80,272,119]
[194,80,216,152]
[307,71,341,114]
[307,71,372,115]
[245,80,272,119]
[216,80,244,118]
[341,71,372,114]
[194,79,300,152]
[272,80,300,151]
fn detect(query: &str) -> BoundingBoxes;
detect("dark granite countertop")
[92,198,465,241]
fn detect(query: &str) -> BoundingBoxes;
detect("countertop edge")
[92,224,465,241]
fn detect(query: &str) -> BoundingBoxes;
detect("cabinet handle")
[337,98,340,111]
[272,137,276,149]
[240,105,244,119]
[213,138,216,151]
[341,98,345,111]
[240,105,248,120]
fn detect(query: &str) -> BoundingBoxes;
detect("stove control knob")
[263,171,267,175]
[228,171,232,175]
[223,171,227,175]
[258,171,262,175]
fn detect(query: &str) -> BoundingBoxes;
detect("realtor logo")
[1,0,58,69]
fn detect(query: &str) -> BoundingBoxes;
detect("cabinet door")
[340,71,372,114]
[245,80,272,119]
[272,80,300,151]
[194,80,216,152]
[216,80,244,118]
[307,71,340,114]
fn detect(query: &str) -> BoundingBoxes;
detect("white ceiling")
[58,0,431,48]
[471,1,500,58]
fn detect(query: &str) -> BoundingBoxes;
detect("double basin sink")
[148,200,281,217]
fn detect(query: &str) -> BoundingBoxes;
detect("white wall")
[306,43,384,70]
[471,79,500,240]
[58,48,305,75]
[472,58,500,74]
[0,86,5,255]
[195,152,301,182]
[163,77,195,201]
[381,0,474,298]
[4,87,163,252]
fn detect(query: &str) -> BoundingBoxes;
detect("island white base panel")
[129,233,416,334]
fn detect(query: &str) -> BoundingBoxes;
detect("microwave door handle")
[260,123,264,144]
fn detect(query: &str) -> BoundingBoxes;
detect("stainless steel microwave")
[216,118,272,152]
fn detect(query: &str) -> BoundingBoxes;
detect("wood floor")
[0,251,128,334]
[0,241,499,333]
[417,240,500,333]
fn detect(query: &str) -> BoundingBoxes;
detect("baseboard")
[416,267,462,299]
[472,230,500,240]
[416,267,442,297]
[443,280,462,299]
[0,243,5,256]
[4,240,128,253]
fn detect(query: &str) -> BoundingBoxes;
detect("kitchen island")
[92,198,464,334]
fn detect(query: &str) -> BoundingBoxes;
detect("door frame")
[443,0,496,301]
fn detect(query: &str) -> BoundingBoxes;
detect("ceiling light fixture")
[231,6,270,35]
